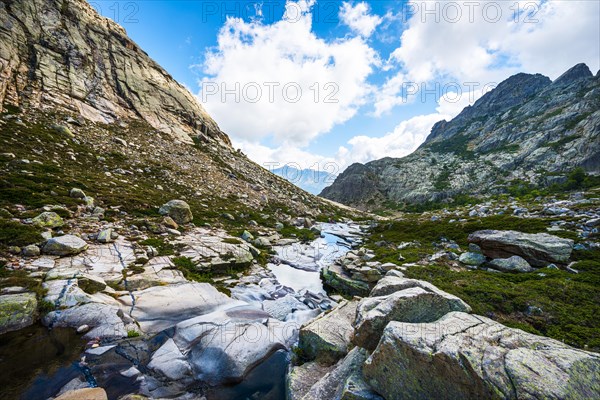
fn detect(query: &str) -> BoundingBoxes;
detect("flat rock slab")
[43,235,88,256]
[119,282,243,333]
[363,312,600,400]
[468,230,573,267]
[147,305,297,388]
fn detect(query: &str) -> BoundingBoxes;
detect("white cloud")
[197,0,378,147]
[375,0,600,115]
[337,90,484,167]
[339,2,383,37]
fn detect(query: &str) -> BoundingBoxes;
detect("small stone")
[32,211,64,228]
[458,252,486,267]
[162,216,178,229]
[241,230,254,242]
[488,255,534,273]
[165,228,181,236]
[275,222,284,231]
[158,200,193,224]
[52,124,74,138]
[96,229,114,243]
[69,188,86,199]
[76,324,90,334]
[222,213,235,221]
[8,246,21,254]
[22,244,40,257]
[41,231,53,240]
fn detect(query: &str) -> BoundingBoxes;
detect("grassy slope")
[365,212,600,351]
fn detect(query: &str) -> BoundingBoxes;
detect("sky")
[92,0,600,180]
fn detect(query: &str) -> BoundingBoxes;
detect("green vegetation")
[541,134,581,151]
[564,112,592,130]
[138,238,175,256]
[507,168,600,199]
[427,134,475,159]
[0,218,43,248]
[127,329,140,338]
[405,264,600,350]
[365,213,600,351]
[279,225,317,242]
[172,256,213,283]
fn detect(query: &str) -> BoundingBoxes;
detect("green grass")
[127,329,140,338]
[172,256,213,283]
[138,238,176,256]
[365,213,600,351]
[279,225,317,242]
[0,218,43,248]
[404,264,600,350]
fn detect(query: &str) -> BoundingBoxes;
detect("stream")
[0,222,362,400]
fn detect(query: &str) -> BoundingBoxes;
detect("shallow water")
[0,324,85,400]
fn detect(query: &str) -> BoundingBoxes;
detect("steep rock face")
[321,64,600,210]
[0,0,228,145]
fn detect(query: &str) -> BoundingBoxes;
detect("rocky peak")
[552,63,593,87]
[0,0,229,145]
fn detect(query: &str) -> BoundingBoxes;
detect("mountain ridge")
[321,63,600,210]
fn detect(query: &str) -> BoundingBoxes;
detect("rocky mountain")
[0,0,348,223]
[321,64,600,210]
[0,0,228,145]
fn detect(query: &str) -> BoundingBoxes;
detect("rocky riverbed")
[0,219,364,399]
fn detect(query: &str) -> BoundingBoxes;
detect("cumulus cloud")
[336,90,485,167]
[339,2,383,37]
[375,0,600,115]
[197,0,378,147]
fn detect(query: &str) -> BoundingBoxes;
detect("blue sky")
[92,0,600,176]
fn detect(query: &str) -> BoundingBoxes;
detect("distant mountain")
[321,64,600,210]
[272,166,336,195]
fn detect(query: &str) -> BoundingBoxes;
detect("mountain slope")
[0,0,351,238]
[0,0,227,145]
[321,64,600,210]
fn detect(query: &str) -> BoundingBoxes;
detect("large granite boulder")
[299,300,358,365]
[0,292,38,334]
[363,312,600,400]
[354,285,471,350]
[158,200,193,224]
[43,235,88,256]
[468,230,573,267]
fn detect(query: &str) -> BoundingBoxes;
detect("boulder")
[22,244,40,257]
[299,300,358,365]
[370,274,447,297]
[363,312,600,400]
[488,255,534,273]
[43,302,128,339]
[159,200,193,224]
[43,235,88,256]
[354,286,471,350]
[0,292,38,334]
[32,211,64,228]
[302,347,382,400]
[321,264,370,297]
[468,230,573,267]
[55,388,108,400]
[458,252,486,267]
[69,188,86,199]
